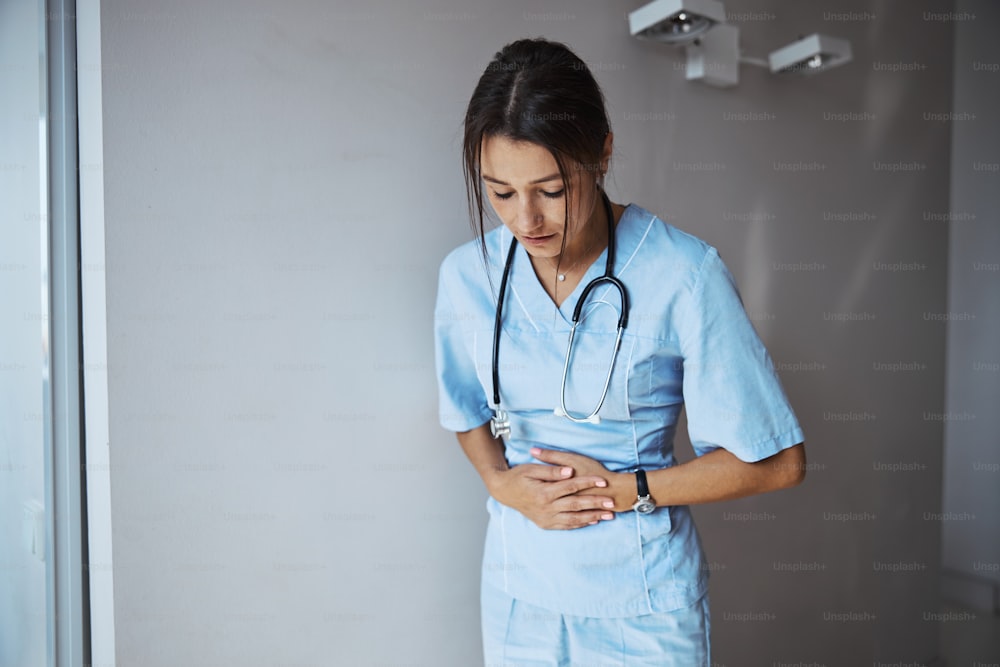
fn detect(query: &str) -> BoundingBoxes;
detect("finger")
[530,447,585,466]
[551,509,616,530]
[552,494,617,513]
[517,462,575,481]
[547,476,609,499]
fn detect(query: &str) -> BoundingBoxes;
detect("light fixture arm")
[737,54,769,69]
[628,0,853,88]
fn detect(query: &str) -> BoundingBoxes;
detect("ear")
[600,132,614,175]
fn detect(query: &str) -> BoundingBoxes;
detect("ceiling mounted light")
[768,34,853,75]
[628,0,726,44]
[628,2,853,88]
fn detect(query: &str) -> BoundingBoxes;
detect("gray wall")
[98,0,958,664]
[942,0,1000,612]
[0,1,49,666]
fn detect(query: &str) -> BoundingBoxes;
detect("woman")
[434,38,806,665]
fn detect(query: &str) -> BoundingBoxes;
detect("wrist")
[482,464,510,498]
[611,471,635,512]
[629,469,658,514]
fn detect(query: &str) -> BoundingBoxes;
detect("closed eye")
[490,189,564,200]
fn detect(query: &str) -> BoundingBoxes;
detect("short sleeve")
[434,259,493,432]
[678,247,804,461]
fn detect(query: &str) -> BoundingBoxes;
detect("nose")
[513,196,544,234]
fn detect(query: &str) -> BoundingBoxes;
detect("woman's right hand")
[486,464,616,530]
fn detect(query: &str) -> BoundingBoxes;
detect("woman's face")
[479,135,602,260]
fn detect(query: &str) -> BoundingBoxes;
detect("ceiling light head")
[768,34,853,75]
[628,0,727,45]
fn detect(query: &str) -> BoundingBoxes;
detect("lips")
[522,234,555,245]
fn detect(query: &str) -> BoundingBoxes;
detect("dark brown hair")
[462,38,612,262]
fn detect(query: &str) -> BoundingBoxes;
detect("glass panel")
[0,0,52,664]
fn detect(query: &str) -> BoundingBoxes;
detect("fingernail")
[603,501,614,508]
[601,513,614,520]
[595,480,607,487]
[588,520,598,525]
[530,447,542,456]
[560,467,572,477]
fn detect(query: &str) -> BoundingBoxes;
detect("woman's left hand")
[530,447,633,512]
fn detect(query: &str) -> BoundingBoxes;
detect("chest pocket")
[472,321,683,423]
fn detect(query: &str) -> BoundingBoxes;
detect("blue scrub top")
[434,203,804,618]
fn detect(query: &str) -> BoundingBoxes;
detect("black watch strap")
[635,469,650,498]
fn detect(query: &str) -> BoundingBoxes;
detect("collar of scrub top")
[489,188,630,439]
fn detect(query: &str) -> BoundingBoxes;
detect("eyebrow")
[481,173,563,186]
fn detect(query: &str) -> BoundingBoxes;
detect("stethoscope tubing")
[490,190,628,435]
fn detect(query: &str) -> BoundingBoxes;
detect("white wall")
[0,1,49,666]
[97,0,956,664]
[942,0,1000,612]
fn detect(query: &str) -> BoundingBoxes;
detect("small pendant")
[558,274,566,282]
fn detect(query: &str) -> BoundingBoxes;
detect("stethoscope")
[489,189,630,439]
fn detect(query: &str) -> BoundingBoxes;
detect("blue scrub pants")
[481,582,711,666]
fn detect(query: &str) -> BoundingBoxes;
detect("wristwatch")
[632,469,656,514]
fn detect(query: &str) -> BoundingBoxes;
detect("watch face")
[633,498,656,514]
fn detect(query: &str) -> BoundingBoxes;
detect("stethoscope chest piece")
[490,408,510,439]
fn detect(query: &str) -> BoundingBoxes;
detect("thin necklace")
[548,207,608,281]
[549,235,598,281]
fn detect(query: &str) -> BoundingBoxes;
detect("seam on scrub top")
[629,418,656,614]
[509,285,541,333]
[690,244,716,301]
[499,503,510,592]
[500,584,516,666]
[499,227,542,333]
[623,335,637,419]
[617,211,656,278]
[473,330,492,410]
[576,210,657,334]
[577,209,655,309]
[497,225,541,334]
[635,504,655,613]
[628,400,642,471]
[735,425,806,462]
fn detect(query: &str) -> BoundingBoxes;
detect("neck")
[554,194,611,275]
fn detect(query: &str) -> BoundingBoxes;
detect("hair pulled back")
[462,38,612,257]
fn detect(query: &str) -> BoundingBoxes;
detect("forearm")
[455,424,618,529]
[455,422,510,492]
[606,443,806,511]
